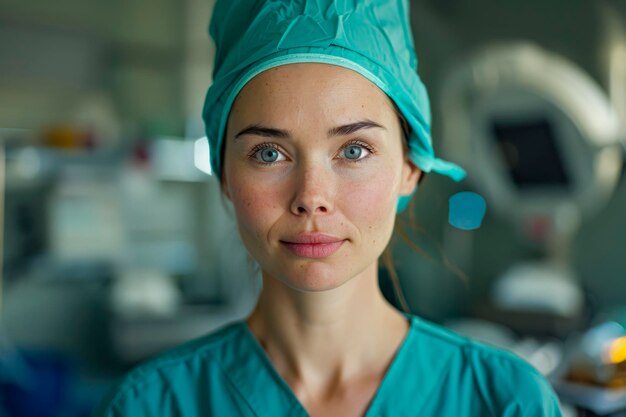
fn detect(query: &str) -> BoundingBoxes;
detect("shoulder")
[408,315,562,416]
[91,320,244,417]
[463,338,561,415]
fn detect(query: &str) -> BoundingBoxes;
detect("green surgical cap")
[202,0,467,209]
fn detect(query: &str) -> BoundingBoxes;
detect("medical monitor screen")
[491,118,570,190]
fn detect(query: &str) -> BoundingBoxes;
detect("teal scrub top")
[92,313,562,416]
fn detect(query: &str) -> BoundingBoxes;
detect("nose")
[290,164,334,216]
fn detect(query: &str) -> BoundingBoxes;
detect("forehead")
[228,63,396,128]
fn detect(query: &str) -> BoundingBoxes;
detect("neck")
[245,261,410,397]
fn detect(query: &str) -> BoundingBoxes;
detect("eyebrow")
[233,119,385,140]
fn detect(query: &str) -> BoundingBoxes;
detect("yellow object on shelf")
[607,336,626,365]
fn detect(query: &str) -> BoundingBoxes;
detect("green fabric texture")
[202,0,467,212]
[91,313,563,417]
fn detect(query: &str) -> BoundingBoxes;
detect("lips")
[280,233,346,258]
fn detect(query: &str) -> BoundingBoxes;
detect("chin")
[271,263,354,292]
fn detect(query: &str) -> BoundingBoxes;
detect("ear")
[399,157,422,196]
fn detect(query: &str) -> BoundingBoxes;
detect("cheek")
[340,167,398,226]
[229,177,283,237]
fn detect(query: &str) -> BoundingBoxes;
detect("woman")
[93,1,562,416]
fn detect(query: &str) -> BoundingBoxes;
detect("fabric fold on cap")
[203,0,467,194]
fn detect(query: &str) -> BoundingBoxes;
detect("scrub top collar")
[217,314,456,417]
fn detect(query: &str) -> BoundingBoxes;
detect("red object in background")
[131,142,151,168]
[526,216,551,242]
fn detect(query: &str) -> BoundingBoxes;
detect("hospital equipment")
[439,40,626,415]
[440,42,624,320]
[554,309,626,415]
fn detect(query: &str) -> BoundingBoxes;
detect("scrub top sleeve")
[463,343,563,417]
[91,378,166,417]
[498,372,563,417]
[487,350,563,417]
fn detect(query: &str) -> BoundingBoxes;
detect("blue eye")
[341,143,371,161]
[251,145,286,164]
[260,148,279,162]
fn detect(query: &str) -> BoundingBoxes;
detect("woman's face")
[222,63,420,292]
